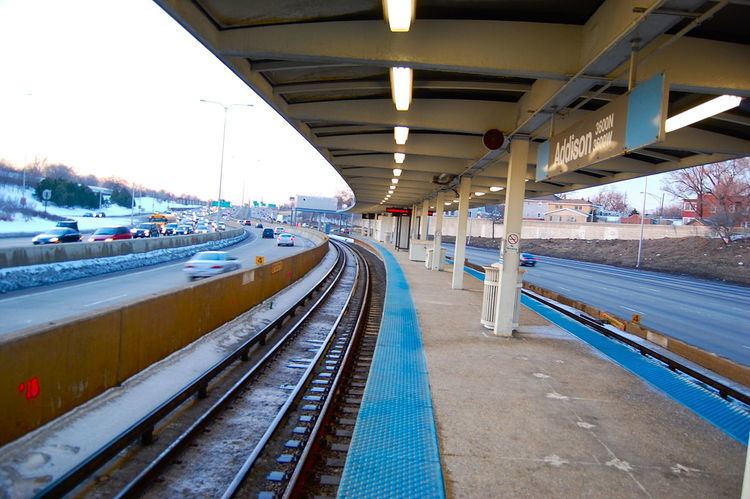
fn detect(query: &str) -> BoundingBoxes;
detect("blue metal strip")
[464,266,750,444]
[338,243,445,498]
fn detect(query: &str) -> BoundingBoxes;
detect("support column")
[420,199,430,240]
[432,191,445,270]
[451,177,472,289]
[494,139,529,337]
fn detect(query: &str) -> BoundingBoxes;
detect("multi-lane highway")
[444,244,750,367]
[0,228,316,335]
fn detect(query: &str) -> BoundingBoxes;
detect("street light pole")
[636,176,648,268]
[200,99,253,227]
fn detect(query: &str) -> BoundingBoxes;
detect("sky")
[0,0,675,211]
[0,0,349,206]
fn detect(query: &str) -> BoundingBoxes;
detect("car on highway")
[184,251,241,280]
[274,226,285,235]
[95,212,106,218]
[83,212,94,217]
[32,228,82,245]
[217,222,226,231]
[88,226,132,242]
[520,253,538,267]
[131,223,160,238]
[262,228,275,239]
[256,223,263,229]
[194,224,211,234]
[56,220,79,231]
[162,223,180,236]
[243,220,254,226]
[277,233,295,247]
[175,225,194,236]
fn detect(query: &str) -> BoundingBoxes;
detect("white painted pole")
[494,139,529,336]
[452,177,472,289]
[420,199,430,240]
[433,192,445,270]
[636,176,648,268]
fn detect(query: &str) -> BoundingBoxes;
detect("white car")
[184,251,241,280]
[277,233,295,247]
[195,224,210,234]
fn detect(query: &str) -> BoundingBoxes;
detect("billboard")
[295,195,338,211]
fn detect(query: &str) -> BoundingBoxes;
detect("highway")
[443,244,750,367]
[0,228,317,335]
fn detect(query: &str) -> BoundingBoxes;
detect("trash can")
[425,248,434,269]
[480,264,500,329]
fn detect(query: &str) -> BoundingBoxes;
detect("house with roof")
[544,207,591,223]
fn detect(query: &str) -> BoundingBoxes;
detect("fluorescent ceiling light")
[453,198,459,203]
[665,95,742,133]
[390,67,413,111]
[385,0,415,32]
[489,186,504,192]
[392,178,399,184]
[430,206,435,209]
[394,152,406,164]
[474,191,486,196]
[393,168,403,177]
[444,202,452,206]
[394,126,409,144]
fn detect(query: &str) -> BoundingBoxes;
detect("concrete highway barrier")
[0,227,246,269]
[0,234,328,445]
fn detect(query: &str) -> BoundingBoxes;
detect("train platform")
[340,238,747,497]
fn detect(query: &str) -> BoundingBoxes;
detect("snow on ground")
[0,231,248,293]
[0,244,337,497]
[0,184,201,235]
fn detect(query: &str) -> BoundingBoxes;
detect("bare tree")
[661,203,683,219]
[591,188,630,213]
[664,158,750,243]
[334,188,354,209]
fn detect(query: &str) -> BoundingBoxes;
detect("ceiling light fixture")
[385,0,415,32]
[392,178,400,184]
[393,168,403,177]
[390,67,413,111]
[394,126,409,145]
[394,152,406,164]
[665,95,742,133]
[474,191,486,196]
[489,186,504,192]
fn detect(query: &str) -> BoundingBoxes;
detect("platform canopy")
[156,0,750,212]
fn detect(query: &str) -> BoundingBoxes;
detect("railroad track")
[36,240,382,498]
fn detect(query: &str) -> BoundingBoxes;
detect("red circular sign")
[507,233,519,245]
[483,129,505,150]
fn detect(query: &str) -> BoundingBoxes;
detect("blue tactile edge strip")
[338,242,446,498]
[464,265,750,444]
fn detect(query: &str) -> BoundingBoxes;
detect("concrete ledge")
[0,239,329,445]
[0,227,246,269]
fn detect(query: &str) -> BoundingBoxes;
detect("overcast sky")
[0,0,350,206]
[0,0,673,211]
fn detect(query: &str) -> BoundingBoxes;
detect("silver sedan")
[184,251,241,280]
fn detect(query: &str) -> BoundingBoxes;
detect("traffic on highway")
[445,244,750,366]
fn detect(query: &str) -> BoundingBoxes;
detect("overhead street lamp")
[200,99,253,226]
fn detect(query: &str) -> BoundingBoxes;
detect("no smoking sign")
[506,232,520,251]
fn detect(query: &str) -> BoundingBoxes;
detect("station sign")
[536,73,667,181]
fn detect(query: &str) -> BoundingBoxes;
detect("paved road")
[0,228,317,336]
[443,243,750,366]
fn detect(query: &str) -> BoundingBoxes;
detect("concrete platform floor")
[386,245,745,498]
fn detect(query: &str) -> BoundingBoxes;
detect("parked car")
[88,226,132,242]
[56,220,79,232]
[184,251,241,280]
[520,253,538,267]
[256,223,263,229]
[274,226,285,235]
[195,224,211,234]
[277,233,295,247]
[32,228,81,245]
[95,212,106,218]
[131,223,160,238]
[83,212,94,217]
[162,223,180,236]
[262,228,275,239]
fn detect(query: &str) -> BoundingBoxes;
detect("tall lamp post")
[200,99,253,226]
[636,176,649,268]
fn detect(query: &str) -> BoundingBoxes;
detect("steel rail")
[221,243,364,497]
[37,241,343,499]
[283,244,372,498]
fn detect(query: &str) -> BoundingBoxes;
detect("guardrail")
[0,235,329,445]
[0,227,246,269]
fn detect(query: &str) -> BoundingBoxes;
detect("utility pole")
[636,176,648,268]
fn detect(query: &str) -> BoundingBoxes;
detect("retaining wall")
[0,228,246,269]
[0,236,329,445]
